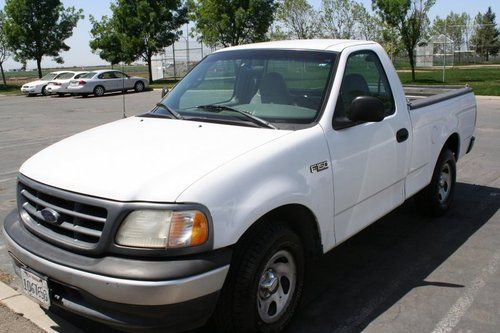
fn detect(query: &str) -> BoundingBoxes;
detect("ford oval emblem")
[40,208,60,224]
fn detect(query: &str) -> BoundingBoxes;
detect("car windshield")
[156,49,337,128]
[80,72,98,79]
[56,72,76,80]
[41,73,58,81]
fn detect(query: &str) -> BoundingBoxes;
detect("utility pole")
[172,44,177,80]
[186,23,190,71]
[442,21,446,83]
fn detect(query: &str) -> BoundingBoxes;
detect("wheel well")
[238,204,323,259]
[443,133,460,160]
[94,85,104,91]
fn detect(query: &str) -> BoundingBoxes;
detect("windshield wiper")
[196,104,276,129]
[155,103,184,120]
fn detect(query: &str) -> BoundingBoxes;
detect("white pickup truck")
[3,40,476,332]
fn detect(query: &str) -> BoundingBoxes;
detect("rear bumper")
[3,210,230,331]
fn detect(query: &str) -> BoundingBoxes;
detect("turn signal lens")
[168,211,209,248]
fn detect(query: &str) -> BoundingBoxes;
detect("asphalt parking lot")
[0,92,499,333]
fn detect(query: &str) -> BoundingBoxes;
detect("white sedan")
[20,71,73,96]
[67,70,148,97]
[46,71,88,96]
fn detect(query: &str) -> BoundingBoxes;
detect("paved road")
[0,92,498,333]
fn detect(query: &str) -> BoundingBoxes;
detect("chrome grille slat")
[21,189,106,223]
[23,202,102,238]
[18,180,108,248]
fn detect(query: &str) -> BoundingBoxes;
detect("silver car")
[67,70,149,97]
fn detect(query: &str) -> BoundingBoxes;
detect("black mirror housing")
[161,87,170,98]
[349,96,385,123]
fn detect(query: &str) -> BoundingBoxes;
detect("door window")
[334,51,395,122]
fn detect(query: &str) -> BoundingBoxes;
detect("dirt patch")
[0,270,13,285]
[396,69,432,73]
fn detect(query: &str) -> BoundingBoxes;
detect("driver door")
[324,50,410,243]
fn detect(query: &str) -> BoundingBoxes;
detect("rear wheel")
[93,85,105,97]
[415,149,456,216]
[57,93,65,97]
[134,81,145,93]
[214,222,304,332]
[41,86,48,96]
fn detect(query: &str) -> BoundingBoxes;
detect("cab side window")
[334,51,395,122]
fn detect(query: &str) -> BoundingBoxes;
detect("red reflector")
[79,80,86,85]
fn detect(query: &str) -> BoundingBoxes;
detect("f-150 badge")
[310,161,329,173]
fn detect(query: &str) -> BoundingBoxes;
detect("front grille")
[18,180,108,249]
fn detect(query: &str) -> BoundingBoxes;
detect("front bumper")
[46,85,63,94]
[21,87,36,95]
[3,210,230,331]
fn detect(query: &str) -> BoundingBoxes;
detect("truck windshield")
[156,49,337,127]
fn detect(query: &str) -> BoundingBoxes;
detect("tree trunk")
[36,58,43,79]
[147,53,153,83]
[0,62,6,85]
[408,48,416,81]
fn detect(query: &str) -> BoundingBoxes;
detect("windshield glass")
[157,49,337,128]
[56,72,75,80]
[80,72,98,79]
[41,73,59,81]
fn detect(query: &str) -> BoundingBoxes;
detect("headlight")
[115,210,209,249]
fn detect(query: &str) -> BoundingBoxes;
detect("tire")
[57,93,65,97]
[41,86,48,96]
[81,93,89,98]
[93,85,105,97]
[134,81,145,93]
[415,149,456,216]
[214,222,304,333]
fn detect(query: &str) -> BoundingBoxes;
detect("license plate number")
[20,268,50,308]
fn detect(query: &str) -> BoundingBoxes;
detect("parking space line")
[431,250,500,333]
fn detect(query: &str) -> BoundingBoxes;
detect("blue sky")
[0,0,498,70]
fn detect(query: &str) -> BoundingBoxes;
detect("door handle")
[396,128,409,143]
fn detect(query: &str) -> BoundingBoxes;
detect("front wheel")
[134,81,145,93]
[415,149,456,216]
[41,86,48,96]
[214,223,304,332]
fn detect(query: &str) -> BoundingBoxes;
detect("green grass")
[398,67,500,96]
[0,84,21,95]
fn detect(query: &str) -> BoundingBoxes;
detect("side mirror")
[161,87,170,98]
[349,96,385,122]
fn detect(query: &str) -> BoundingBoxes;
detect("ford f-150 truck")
[3,40,476,332]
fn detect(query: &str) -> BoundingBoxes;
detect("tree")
[2,0,83,78]
[90,0,188,83]
[432,12,470,53]
[189,0,277,47]
[276,0,319,39]
[321,0,363,39]
[471,7,500,61]
[0,11,10,85]
[356,5,383,41]
[373,0,435,81]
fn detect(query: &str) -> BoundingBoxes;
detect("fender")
[176,125,336,252]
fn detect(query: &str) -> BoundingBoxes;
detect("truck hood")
[20,117,290,202]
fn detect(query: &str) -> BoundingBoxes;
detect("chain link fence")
[151,23,219,81]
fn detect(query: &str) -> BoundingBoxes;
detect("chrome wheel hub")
[438,162,452,203]
[257,250,296,323]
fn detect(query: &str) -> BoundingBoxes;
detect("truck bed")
[404,85,473,110]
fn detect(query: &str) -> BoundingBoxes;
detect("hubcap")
[96,87,104,95]
[257,250,296,323]
[438,162,452,203]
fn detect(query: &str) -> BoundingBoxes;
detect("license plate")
[20,268,50,308]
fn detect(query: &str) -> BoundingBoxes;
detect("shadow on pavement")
[46,182,499,333]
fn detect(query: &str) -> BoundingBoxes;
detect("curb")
[0,281,83,333]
